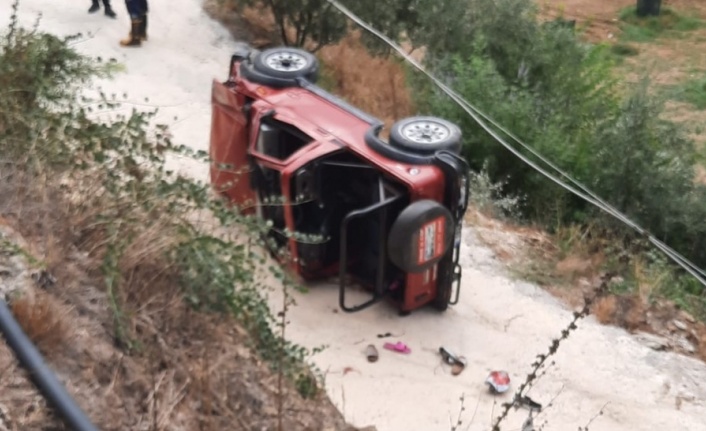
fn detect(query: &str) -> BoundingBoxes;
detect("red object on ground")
[485,370,511,393]
[383,341,411,354]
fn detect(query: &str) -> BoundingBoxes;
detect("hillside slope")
[3,1,706,430]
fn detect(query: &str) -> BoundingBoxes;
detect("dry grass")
[205,0,416,132]
[592,294,647,330]
[0,157,354,430]
[203,0,275,48]
[0,176,356,430]
[317,32,415,130]
[0,345,55,430]
[10,291,69,357]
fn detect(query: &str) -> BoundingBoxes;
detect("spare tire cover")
[387,200,455,273]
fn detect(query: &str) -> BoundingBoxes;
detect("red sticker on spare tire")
[417,216,446,265]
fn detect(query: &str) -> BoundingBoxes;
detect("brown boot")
[119,18,142,47]
[138,14,148,41]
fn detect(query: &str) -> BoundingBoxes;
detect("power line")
[325,0,706,286]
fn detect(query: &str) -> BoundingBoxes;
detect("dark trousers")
[92,0,112,6]
[125,0,148,18]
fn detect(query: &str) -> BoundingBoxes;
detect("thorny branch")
[491,272,614,431]
[578,401,610,431]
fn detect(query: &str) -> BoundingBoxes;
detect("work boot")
[119,18,143,47]
[88,1,100,13]
[138,14,148,41]
[104,6,116,18]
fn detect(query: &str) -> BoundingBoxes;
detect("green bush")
[411,0,706,285]
[670,74,706,109]
[618,6,703,43]
[611,42,640,57]
[1,4,320,397]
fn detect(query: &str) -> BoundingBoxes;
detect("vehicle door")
[247,109,315,250]
[209,79,256,212]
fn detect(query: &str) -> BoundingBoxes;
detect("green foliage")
[221,0,477,55]
[669,73,706,109]
[0,4,117,168]
[619,6,703,43]
[611,42,640,57]
[468,162,524,220]
[414,25,618,221]
[591,81,697,222]
[1,5,321,398]
[225,0,346,51]
[412,0,706,293]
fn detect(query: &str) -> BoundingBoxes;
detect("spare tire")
[387,200,455,273]
[389,116,462,155]
[252,47,319,83]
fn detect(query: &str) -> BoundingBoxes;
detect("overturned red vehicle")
[209,45,469,314]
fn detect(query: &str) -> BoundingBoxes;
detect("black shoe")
[104,7,116,18]
[88,3,100,13]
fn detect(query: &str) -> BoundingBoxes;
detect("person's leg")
[88,0,100,13]
[137,0,148,41]
[120,0,143,47]
[102,0,116,18]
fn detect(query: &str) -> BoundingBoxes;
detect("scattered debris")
[674,336,696,355]
[383,341,411,354]
[438,347,466,376]
[680,311,696,324]
[634,331,669,351]
[451,356,467,376]
[485,370,511,393]
[376,331,405,339]
[365,344,379,363]
[342,366,359,376]
[673,320,688,331]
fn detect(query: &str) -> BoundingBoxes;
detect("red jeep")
[209,45,469,313]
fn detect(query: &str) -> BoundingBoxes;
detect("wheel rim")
[400,120,451,144]
[263,51,309,72]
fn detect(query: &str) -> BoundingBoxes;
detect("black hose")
[0,299,100,431]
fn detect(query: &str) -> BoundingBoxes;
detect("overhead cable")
[325,0,706,286]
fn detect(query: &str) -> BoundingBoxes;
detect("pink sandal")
[383,341,411,354]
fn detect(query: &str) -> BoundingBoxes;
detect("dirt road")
[5,0,706,429]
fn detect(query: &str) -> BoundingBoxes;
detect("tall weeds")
[0,0,319,402]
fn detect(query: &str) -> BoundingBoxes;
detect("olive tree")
[230,0,467,54]
[230,0,347,52]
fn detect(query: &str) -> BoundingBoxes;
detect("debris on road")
[485,370,511,393]
[383,341,411,354]
[365,344,379,363]
[438,347,466,376]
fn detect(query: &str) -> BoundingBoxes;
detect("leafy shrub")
[670,74,706,109]
[467,162,524,220]
[412,0,706,287]
[619,6,704,43]
[611,42,640,57]
[1,4,320,397]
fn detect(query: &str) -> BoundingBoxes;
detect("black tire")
[389,116,462,155]
[387,200,455,273]
[432,262,453,312]
[252,47,319,83]
[432,287,451,312]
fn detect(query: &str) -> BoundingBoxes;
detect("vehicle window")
[255,118,313,161]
